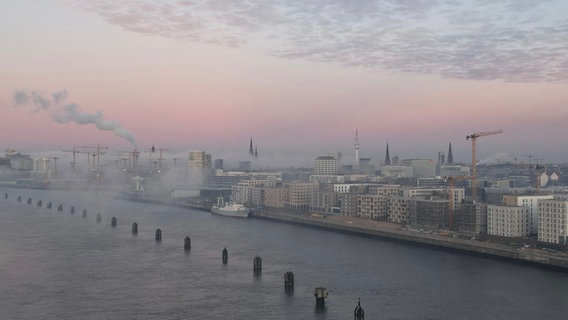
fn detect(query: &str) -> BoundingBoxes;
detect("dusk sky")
[1,0,567,167]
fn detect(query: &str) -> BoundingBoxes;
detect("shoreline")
[251,209,568,272]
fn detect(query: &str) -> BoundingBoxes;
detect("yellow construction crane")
[466,130,503,201]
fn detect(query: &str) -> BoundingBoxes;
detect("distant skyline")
[1,0,567,166]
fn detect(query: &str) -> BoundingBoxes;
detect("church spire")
[249,138,254,156]
[447,142,454,164]
[384,142,391,165]
[354,129,360,167]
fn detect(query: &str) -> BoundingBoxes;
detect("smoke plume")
[13,89,137,146]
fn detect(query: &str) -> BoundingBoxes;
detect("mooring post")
[284,271,294,291]
[96,213,101,223]
[155,229,162,242]
[27,198,32,205]
[37,200,42,207]
[17,196,22,202]
[47,201,52,209]
[70,206,75,214]
[222,248,228,264]
[82,209,87,218]
[314,287,328,307]
[253,256,262,274]
[354,298,365,320]
[184,236,191,251]
[57,204,63,211]
[132,222,138,235]
[111,217,117,228]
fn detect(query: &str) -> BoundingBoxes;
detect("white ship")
[211,197,250,218]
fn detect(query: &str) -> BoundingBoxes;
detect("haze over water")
[1,187,567,320]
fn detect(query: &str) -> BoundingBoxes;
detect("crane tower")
[466,130,503,201]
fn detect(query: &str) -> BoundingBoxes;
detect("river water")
[1,187,567,320]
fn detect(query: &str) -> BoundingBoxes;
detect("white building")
[538,199,568,245]
[487,205,530,237]
[502,195,554,235]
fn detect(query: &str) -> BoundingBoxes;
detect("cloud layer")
[71,0,568,82]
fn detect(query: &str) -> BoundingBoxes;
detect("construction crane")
[76,145,108,171]
[62,147,80,175]
[466,130,503,201]
[157,148,168,171]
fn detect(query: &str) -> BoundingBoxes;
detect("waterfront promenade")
[252,209,568,271]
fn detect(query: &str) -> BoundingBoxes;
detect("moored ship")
[211,197,250,218]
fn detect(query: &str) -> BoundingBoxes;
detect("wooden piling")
[253,256,262,274]
[284,271,294,291]
[111,217,117,228]
[184,236,191,251]
[132,223,138,235]
[222,248,228,264]
[155,229,162,242]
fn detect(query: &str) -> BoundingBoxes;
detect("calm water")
[1,187,567,320]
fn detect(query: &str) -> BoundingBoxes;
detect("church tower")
[447,142,454,164]
[384,142,391,165]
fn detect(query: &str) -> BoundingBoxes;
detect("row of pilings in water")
[4,191,366,317]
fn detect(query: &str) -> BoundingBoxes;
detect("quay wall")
[251,210,568,272]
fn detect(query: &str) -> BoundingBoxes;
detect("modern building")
[381,165,413,178]
[387,196,410,224]
[188,151,211,170]
[310,191,339,214]
[453,202,487,235]
[214,159,224,170]
[315,156,337,175]
[408,198,450,229]
[264,187,288,208]
[285,182,319,210]
[538,199,568,245]
[487,205,530,237]
[502,195,554,235]
[400,159,436,178]
[358,194,387,220]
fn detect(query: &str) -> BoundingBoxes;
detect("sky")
[1,0,567,168]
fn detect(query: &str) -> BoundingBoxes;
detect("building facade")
[487,205,529,237]
[538,199,568,245]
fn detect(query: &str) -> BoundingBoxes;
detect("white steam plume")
[13,89,137,147]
